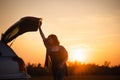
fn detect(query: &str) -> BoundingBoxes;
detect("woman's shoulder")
[59,45,68,56]
[59,45,67,52]
[59,45,65,49]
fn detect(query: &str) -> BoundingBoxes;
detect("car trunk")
[1,16,42,43]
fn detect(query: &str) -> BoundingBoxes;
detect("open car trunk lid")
[1,16,42,43]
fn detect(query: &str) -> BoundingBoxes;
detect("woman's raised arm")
[38,19,46,41]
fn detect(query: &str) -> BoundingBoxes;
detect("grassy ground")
[31,75,120,80]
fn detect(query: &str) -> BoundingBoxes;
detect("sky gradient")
[0,0,120,66]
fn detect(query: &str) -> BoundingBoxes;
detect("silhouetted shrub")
[26,62,120,76]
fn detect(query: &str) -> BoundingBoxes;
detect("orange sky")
[0,0,120,66]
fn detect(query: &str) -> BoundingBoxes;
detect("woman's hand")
[39,18,42,28]
[40,18,42,24]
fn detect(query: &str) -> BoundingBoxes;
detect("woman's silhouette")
[38,20,68,80]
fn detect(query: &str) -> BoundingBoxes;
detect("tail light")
[12,57,26,72]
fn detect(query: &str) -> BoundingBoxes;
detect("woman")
[38,21,68,80]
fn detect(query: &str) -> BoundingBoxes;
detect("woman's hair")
[47,34,60,46]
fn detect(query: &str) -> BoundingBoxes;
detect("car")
[0,16,42,80]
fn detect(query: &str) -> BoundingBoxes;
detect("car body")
[0,16,42,80]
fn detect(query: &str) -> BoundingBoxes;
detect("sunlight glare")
[69,46,89,63]
[73,49,86,62]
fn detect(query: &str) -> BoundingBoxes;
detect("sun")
[69,48,87,63]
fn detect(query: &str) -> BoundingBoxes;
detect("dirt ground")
[30,75,120,80]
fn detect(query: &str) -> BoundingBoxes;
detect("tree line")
[26,61,120,76]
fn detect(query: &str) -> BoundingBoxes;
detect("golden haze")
[0,0,120,66]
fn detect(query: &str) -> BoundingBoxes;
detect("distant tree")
[103,61,111,67]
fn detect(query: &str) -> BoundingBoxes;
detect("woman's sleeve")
[60,46,68,62]
[63,46,68,58]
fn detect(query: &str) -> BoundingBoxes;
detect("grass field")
[31,75,120,80]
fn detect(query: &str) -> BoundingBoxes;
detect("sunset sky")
[0,0,120,66]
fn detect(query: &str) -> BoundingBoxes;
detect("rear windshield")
[4,27,19,43]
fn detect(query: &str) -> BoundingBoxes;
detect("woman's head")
[47,34,60,46]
